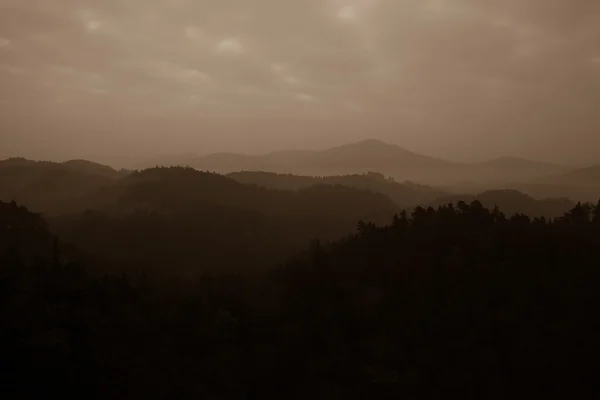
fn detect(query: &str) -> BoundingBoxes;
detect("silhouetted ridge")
[229,170,448,206]
[0,158,121,215]
[429,189,574,218]
[62,159,125,178]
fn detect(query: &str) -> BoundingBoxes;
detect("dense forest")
[3,159,582,276]
[2,198,599,398]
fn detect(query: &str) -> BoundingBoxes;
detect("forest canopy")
[1,199,599,397]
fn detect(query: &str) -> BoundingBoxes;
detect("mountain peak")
[350,139,402,150]
[326,139,413,154]
[357,138,388,146]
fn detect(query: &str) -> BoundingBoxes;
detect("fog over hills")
[3,1,600,396]
[537,165,600,186]
[139,139,569,186]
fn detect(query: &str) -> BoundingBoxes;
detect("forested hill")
[49,167,400,275]
[0,158,128,215]
[228,170,448,206]
[113,167,399,218]
[428,189,575,218]
[2,199,599,397]
[0,160,587,276]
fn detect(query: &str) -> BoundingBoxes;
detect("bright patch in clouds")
[338,6,358,21]
[271,63,301,85]
[86,20,101,31]
[295,93,314,102]
[217,38,244,54]
[184,26,206,42]
[332,0,377,21]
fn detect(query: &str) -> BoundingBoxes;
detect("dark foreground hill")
[2,200,598,398]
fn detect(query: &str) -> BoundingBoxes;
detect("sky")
[1,0,599,166]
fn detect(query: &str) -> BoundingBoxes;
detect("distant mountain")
[136,139,457,183]
[476,157,563,170]
[496,165,600,203]
[429,189,574,219]
[228,170,448,207]
[471,157,567,183]
[537,165,600,186]
[137,140,567,185]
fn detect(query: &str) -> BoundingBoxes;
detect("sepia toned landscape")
[1,0,599,398]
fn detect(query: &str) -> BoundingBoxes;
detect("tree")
[593,199,600,224]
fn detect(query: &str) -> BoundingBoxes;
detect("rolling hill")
[228,170,448,207]
[428,189,575,219]
[138,139,568,185]
[0,161,402,275]
[0,158,124,215]
[537,165,600,186]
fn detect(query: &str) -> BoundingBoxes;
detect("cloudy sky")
[1,0,599,166]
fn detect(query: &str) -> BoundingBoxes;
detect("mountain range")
[1,154,594,275]
[138,139,569,185]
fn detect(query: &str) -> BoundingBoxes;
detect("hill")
[61,159,129,178]
[495,165,600,203]
[0,158,122,215]
[0,201,56,265]
[473,157,567,183]
[228,170,448,206]
[428,189,574,218]
[195,140,460,183]
[2,157,593,275]
[537,165,600,186]
[0,157,126,178]
[36,166,400,275]
[138,139,567,185]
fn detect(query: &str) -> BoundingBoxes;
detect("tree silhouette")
[2,199,600,398]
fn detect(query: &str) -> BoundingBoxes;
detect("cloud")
[295,93,314,102]
[217,38,244,55]
[1,0,599,162]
